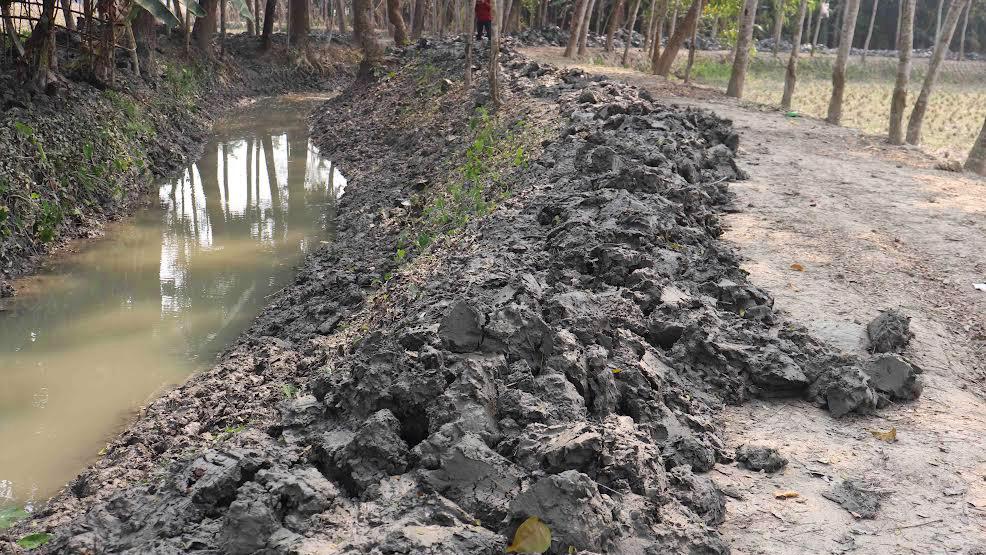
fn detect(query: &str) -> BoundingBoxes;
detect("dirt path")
[521,47,986,554]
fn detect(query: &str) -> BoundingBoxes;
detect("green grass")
[683,53,986,156]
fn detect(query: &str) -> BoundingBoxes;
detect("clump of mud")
[822,479,882,519]
[736,445,788,473]
[20,41,920,554]
[866,309,913,353]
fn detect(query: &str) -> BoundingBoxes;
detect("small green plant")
[280,383,299,399]
[34,198,62,243]
[0,506,29,530]
[13,121,33,138]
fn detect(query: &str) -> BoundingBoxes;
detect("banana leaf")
[230,0,254,21]
[132,0,182,27]
[185,0,206,18]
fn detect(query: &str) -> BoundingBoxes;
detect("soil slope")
[519,46,986,554]
[4,42,926,553]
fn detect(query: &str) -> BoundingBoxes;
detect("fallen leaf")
[16,533,52,549]
[774,490,800,499]
[507,516,551,554]
[870,428,897,443]
[611,368,622,374]
[790,263,805,272]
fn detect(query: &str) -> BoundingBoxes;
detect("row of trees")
[556,0,985,172]
[3,0,984,171]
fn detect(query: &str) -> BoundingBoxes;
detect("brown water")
[0,96,345,510]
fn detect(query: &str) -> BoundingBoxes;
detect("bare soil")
[521,46,986,554]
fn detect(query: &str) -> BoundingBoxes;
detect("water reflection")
[0,97,344,509]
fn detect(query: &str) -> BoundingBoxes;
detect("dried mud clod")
[866,309,913,353]
[735,445,788,473]
[19,40,920,555]
[822,479,882,519]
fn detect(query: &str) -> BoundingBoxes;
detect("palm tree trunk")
[1,0,26,58]
[564,0,589,56]
[220,0,226,55]
[887,0,913,144]
[336,0,346,32]
[262,0,276,48]
[905,0,969,145]
[965,116,986,175]
[649,0,666,68]
[578,0,597,55]
[489,0,501,106]
[726,0,758,96]
[289,0,309,46]
[683,0,703,82]
[860,0,876,62]
[605,0,625,51]
[802,7,810,45]
[654,0,698,75]
[643,1,657,53]
[388,0,408,44]
[22,0,58,89]
[825,0,861,124]
[60,0,76,30]
[464,0,474,85]
[780,0,808,109]
[810,2,822,55]
[620,0,640,64]
[771,0,783,56]
[957,0,969,60]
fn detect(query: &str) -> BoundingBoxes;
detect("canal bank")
[1,95,346,513]
[0,34,354,300]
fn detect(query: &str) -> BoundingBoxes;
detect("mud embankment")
[5,41,922,554]
[0,34,353,297]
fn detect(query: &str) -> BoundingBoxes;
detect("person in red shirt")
[475,0,492,41]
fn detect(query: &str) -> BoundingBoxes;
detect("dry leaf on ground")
[507,516,552,553]
[870,428,897,443]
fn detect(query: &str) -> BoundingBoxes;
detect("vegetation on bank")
[382,56,550,283]
[0,58,208,286]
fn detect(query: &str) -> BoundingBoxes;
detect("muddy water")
[0,96,345,510]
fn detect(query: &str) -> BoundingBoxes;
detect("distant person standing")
[475,0,492,41]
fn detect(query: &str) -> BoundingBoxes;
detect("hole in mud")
[395,406,430,448]
[648,323,684,350]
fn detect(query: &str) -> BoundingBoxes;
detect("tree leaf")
[870,427,897,443]
[790,263,805,271]
[506,516,551,554]
[230,0,255,20]
[774,490,800,499]
[16,533,52,549]
[0,507,29,530]
[132,0,182,27]
[185,0,206,17]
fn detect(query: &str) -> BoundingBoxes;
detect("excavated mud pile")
[35,43,922,554]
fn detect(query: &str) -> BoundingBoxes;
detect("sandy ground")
[521,46,986,554]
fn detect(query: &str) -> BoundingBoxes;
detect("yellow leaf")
[774,490,799,499]
[870,427,897,443]
[790,263,805,272]
[507,516,551,554]
[611,368,622,374]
